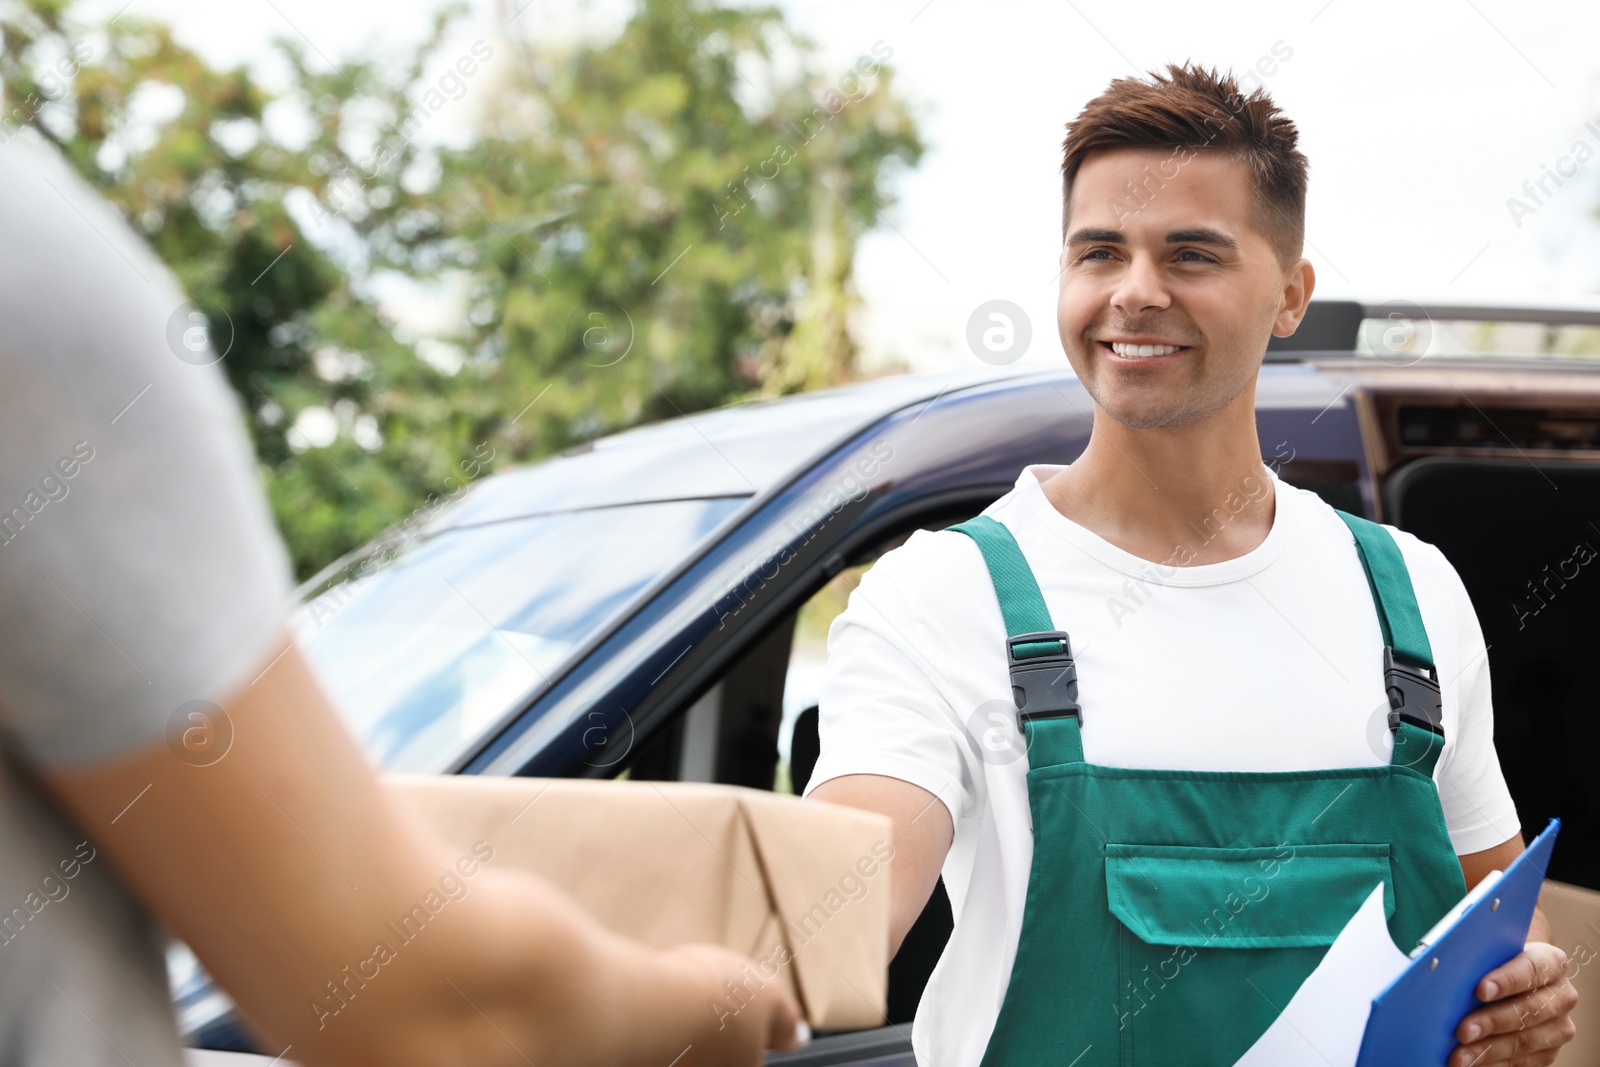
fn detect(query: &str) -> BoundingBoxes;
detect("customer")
[0,127,802,1067]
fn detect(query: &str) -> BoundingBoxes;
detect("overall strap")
[949,516,1084,767]
[1333,510,1445,776]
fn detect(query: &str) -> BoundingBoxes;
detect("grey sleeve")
[0,129,295,768]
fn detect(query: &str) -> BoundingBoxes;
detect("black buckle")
[1385,646,1443,736]
[1007,630,1082,726]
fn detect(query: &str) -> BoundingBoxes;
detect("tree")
[345,0,923,462]
[1,0,923,577]
[1,0,485,578]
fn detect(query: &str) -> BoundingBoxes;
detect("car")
[178,300,1600,1065]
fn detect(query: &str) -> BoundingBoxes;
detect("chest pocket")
[1105,841,1394,1063]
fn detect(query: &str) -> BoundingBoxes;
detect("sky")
[80,0,1600,374]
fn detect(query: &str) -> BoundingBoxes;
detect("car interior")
[1364,382,1600,897]
[1387,458,1600,889]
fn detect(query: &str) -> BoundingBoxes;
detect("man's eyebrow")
[1065,226,1240,250]
[1065,227,1124,245]
[1166,227,1239,249]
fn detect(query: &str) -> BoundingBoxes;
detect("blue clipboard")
[1355,818,1560,1066]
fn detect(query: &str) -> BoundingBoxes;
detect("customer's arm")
[0,131,798,1067]
[44,634,800,1067]
[807,775,952,958]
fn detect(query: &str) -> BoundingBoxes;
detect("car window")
[617,521,930,795]
[774,560,873,793]
[293,497,746,772]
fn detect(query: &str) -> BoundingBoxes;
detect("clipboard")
[1355,818,1561,1066]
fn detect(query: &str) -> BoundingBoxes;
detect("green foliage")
[0,0,923,579]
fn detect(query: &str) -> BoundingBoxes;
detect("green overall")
[949,509,1468,1066]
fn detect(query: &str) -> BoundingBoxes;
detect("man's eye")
[1177,249,1215,263]
[1078,248,1114,261]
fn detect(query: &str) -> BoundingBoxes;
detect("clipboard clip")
[1409,869,1503,959]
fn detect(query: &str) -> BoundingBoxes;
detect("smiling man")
[804,64,1577,1065]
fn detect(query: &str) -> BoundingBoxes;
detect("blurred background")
[4,0,1600,582]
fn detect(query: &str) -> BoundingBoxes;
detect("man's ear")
[1270,258,1316,338]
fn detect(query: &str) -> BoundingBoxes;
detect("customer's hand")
[1450,941,1578,1066]
[657,943,808,1064]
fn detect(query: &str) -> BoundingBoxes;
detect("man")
[0,127,801,1063]
[804,64,1578,1065]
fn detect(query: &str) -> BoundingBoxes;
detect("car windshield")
[291,498,746,772]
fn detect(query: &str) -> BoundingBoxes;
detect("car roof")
[430,365,1048,529]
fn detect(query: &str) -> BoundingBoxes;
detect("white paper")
[1232,884,1410,1067]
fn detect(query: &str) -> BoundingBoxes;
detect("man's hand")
[1450,941,1578,1066]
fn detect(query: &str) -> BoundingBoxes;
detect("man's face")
[1056,147,1309,429]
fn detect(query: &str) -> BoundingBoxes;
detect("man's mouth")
[1096,340,1193,361]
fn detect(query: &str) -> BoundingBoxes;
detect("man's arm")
[1449,836,1578,1067]
[807,774,954,958]
[44,636,801,1067]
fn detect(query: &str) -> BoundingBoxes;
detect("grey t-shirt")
[0,129,293,1063]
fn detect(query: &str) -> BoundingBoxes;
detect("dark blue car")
[180,301,1600,1065]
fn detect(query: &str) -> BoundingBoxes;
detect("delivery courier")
[803,62,1579,1067]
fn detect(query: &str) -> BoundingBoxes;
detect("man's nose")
[1110,252,1172,316]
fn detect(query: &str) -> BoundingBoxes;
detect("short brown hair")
[1060,62,1308,271]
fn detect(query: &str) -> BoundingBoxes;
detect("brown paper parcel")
[384,774,894,1031]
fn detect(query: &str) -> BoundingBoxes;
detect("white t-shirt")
[802,462,1520,1067]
